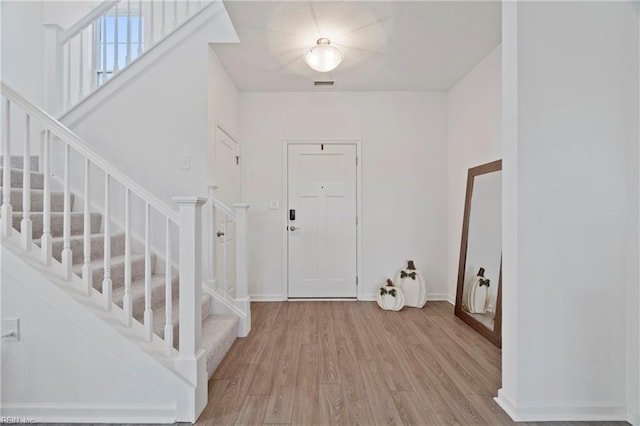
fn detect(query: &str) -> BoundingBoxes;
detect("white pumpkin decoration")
[376,279,405,311]
[463,267,490,314]
[394,260,427,308]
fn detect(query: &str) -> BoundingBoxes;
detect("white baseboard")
[249,293,455,303]
[249,294,285,302]
[427,293,450,302]
[2,402,176,424]
[359,292,377,301]
[494,389,628,422]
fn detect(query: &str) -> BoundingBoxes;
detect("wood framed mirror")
[455,159,502,348]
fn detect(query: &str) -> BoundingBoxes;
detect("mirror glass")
[455,160,502,347]
[461,171,501,330]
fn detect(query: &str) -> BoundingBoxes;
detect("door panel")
[215,126,239,297]
[288,144,357,298]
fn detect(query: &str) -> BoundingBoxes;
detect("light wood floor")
[196,301,628,426]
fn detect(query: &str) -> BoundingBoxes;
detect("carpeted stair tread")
[0,188,68,212]
[0,156,39,170]
[152,293,212,347]
[34,233,126,265]
[112,273,179,319]
[1,168,45,189]
[4,176,240,380]
[72,253,155,291]
[12,211,101,238]
[202,314,239,379]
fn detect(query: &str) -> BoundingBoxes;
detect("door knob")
[217,231,225,237]
[289,225,299,231]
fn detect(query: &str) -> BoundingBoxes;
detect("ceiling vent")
[314,81,335,87]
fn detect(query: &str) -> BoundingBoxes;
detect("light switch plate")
[181,155,191,170]
[269,200,279,210]
[2,318,20,342]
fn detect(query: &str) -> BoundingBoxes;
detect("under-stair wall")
[2,247,195,423]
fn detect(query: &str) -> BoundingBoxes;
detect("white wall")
[447,46,501,302]
[238,91,448,301]
[1,1,45,108]
[42,1,99,29]
[70,15,237,207]
[1,247,192,422]
[499,2,639,421]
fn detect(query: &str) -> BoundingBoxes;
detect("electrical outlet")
[2,318,20,342]
[181,155,191,170]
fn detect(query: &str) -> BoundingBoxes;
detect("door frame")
[281,139,363,300]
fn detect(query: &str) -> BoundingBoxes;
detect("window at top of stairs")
[97,12,144,85]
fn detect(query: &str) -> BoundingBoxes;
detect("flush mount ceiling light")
[303,38,344,72]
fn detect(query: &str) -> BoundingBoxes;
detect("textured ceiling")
[212,1,502,92]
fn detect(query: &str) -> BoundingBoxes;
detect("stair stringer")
[1,233,202,423]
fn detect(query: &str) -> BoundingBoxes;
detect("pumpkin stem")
[407,260,416,270]
[477,267,485,277]
[386,278,394,287]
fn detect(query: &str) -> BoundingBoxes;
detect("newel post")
[173,196,207,421]
[43,24,64,116]
[233,203,251,337]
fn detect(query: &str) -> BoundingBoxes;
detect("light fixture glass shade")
[304,38,343,72]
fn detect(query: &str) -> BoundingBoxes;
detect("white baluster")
[164,217,173,356]
[222,218,228,294]
[207,186,217,290]
[21,115,32,250]
[91,21,98,91]
[123,188,132,326]
[82,158,92,296]
[78,32,84,99]
[41,130,52,264]
[149,1,155,45]
[144,202,153,341]
[103,173,112,310]
[66,42,71,109]
[137,0,143,56]
[173,197,206,388]
[161,0,166,36]
[114,3,119,73]
[1,99,12,237]
[126,0,132,65]
[61,144,72,281]
[102,15,108,84]
[233,203,250,336]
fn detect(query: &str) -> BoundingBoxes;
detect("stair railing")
[206,185,251,336]
[45,0,210,114]
[0,83,205,391]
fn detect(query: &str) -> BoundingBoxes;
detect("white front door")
[287,144,357,298]
[215,126,239,297]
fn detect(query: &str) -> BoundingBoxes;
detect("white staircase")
[45,0,216,116]
[0,1,250,418]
